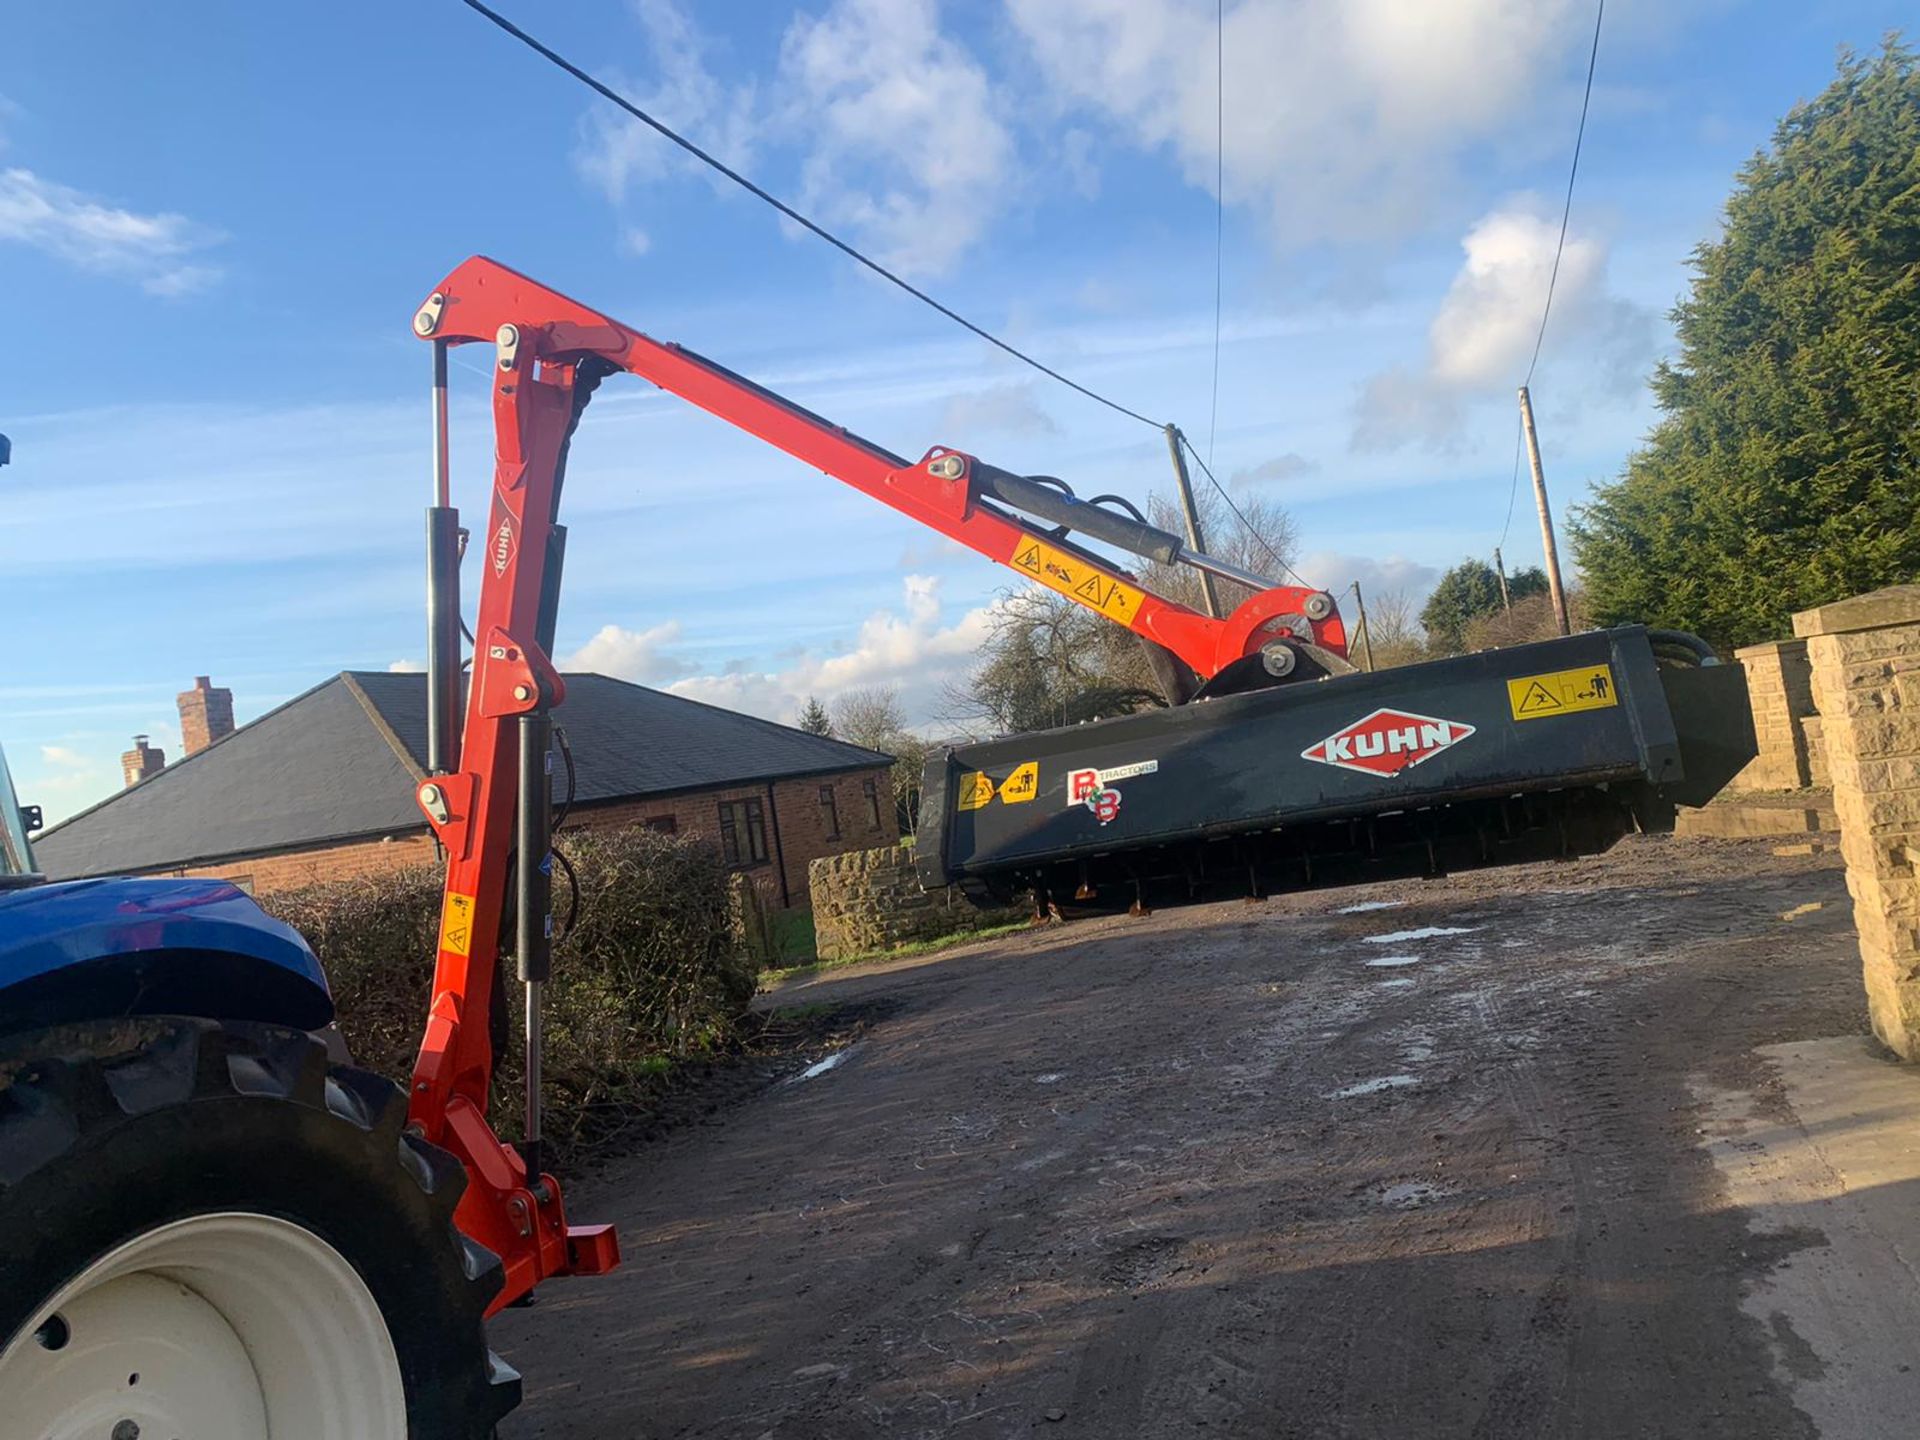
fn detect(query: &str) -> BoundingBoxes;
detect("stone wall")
[809,845,1026,961]
[1802,714,1832,788]
[566,766,897,910]
[1731,638,1819,790]
[1797,586,1920,1059]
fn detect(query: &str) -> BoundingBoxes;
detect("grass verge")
[759,921,1031,990]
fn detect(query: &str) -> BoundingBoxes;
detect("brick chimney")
[121,735,166,788]
[177,675,235,756]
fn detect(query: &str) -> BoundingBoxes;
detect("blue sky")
[1,0,1907,822]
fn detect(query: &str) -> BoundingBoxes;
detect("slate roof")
[34,673,892,880]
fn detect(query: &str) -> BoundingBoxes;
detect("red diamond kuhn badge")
[1301,708,1475,778]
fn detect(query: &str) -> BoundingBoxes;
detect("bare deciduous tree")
[1353,588,1426,669]
[1142,488,1300,614]
[827,686,929,833]
[827,686,905,753]
[1462,590,1591,652]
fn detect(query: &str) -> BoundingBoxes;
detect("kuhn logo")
[491,516,516,576]
[1301,708,1474,778]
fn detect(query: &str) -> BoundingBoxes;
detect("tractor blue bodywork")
[0,877,334,1038]
[0,737,332,1038]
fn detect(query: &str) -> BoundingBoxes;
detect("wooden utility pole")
[1352,582,1377,671]
[1164,424,1223,619]
[1516,386,1571,636]
[1493,546,1512,613]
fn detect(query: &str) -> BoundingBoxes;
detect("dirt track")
[492,835,1868,1438]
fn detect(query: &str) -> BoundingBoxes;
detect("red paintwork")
[405,256,1349,1312]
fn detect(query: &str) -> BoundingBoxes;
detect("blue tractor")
[0,741,517,1435]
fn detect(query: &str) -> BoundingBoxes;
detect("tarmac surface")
[493,835,1919,1438]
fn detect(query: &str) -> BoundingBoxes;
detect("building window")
[717,798,769,866]
[643,815,678,834]
[818,785,840,840]
[862,776,884,830]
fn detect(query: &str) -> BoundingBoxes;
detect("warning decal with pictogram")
[1008,536,1143,625]
[957,772,996,810]
[997,761,1039,804]
[1506,663,1618,721]
[440,892,476,956]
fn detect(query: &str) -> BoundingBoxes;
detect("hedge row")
[263,825,761,1157]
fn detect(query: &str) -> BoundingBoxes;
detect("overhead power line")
[1206,0,1225,470]
[1523,0,1606,389]
[1501,0,1605,551]
[1178,432,1316,591]
[456,0,1162,430]
[458,0,1311,591]
[1498,411,1526,549]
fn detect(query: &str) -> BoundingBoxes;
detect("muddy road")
[493,836,1876,1438]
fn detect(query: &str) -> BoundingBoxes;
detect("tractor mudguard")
[0,876,332,1040]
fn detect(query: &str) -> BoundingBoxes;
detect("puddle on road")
[1366,926,1483,944]
[791,1048,854,1083]
[1338,900,1406,914]
[1328,1074,1420,1099]
[1375,1180,1451,1209]
[1365,954,1422,968]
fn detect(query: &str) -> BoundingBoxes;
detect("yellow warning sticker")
[440,891,476,956]
[998,761,1039,805]
[1009,537,1144,626]
[957,772,996,811]
[1507,663,1619,721]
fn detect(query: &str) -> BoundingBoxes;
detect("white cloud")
[665,575,996,726]
[6,398,422,574]
[28,763,113,807]
[578,0,1013,277]
[23,738,126,823]
[1295,550,1441,606]
[561,620,692,684]
[387,658,426,674]
[0,167,224,295]
[621,226,652,257]
[1231,453,1316,486]
[1427,207,1604,387]
[575,0,761,204]
[1005,0,1591,248]
[778,0,1015,277]
[140,263,221,298]
[1354,199,1656,450]
[939,382,1057,438]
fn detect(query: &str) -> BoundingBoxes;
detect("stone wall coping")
[1733,637,1809,660]
[1793,585,1920,639]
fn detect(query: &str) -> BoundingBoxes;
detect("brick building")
[35,672,897,903]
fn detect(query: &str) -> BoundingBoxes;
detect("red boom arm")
[403,256,1346,1310]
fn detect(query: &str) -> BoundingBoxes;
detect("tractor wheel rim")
[0,1211,407,1440]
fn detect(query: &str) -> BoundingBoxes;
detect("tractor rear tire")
[0,1017,520,1439]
